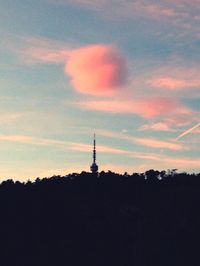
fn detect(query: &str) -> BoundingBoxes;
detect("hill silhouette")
[0,169,200,266]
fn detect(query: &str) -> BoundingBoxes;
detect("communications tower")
[90,134,98,174]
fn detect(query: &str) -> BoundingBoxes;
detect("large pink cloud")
[65,44,127,95]
[15,39,128,96]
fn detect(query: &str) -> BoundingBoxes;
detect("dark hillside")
[0,170,200,266]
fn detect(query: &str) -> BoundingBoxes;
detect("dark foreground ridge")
[1,169,200,266]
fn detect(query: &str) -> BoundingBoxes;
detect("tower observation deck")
[90,134,98,174]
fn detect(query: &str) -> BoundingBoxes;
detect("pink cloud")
[12,38,128,96]
[65,44,127,95]
[138,98,178,118]
[148,77,200,90]
[77,97,179,118]
[164,107,196,127]
[138,107,196,131]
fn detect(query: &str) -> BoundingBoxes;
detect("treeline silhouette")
[0,169,200,266]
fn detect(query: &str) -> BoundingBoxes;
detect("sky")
[0,0,200,180]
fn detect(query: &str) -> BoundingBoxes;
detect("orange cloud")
[65,44,127,95]
[77,97,178,118]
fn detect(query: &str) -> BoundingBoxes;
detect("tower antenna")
[90,133,98,174]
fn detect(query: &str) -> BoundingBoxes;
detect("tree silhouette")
[0,169,199,266]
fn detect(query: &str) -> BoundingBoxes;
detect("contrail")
[176,122,200,141]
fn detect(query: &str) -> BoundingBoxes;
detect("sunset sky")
[0,0,200,180]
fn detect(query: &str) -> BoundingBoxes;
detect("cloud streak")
[48,0,200,40]
[48,0,181,19]
[9,36,71,64]
[176,122,200,141]
[77,97,182,119]
[0,132,184,154]
[134,137,184,151]
[0,113,22,125]
[148,77,200,90]
[0,134,131,155]
[0,134,198,173]
[97,129,185,151]
[139,122,174,132]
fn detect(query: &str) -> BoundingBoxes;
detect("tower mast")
[93,133,96,163]
[90,133,98,174]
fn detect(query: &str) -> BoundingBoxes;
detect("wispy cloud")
[139,122,175,132]
[0,132,185,154]
[176,122,200,141]
[0,135,66,146]
[134,137,184,151]
[97,129,185,151]
[164,107,197,128]
[146,65,200,95]
[138,108,197,131]
[0,134,131,155]
[129,1,178,18]
[48,0,179,18]
[48,0,200,39]
[106,151,200,171]
[0,113,22,125]
[148,77,200,90]
[77,97,185,119]
[0,134,198,173]
[8,36,72,64]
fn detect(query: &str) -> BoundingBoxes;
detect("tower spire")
[90,133,98,174]
[93,133,96,163]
